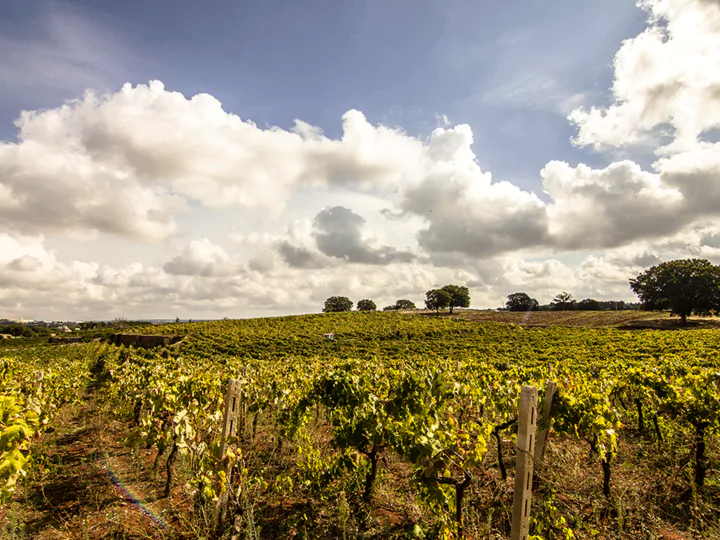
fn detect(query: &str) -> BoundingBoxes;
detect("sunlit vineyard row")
[4,312,720,538]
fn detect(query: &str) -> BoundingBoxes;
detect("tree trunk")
[133,399,144,425]
[491,418,516,481]
[252,412,259,442]
[153,443,166,470]
[455,472,471,538]
[437,470,472,538]
[635,398,644,435]
[493,429,506,481]
[694,422,708,490]
[164,439,179,498]
[653,414,663,444]
[681,312,688,326]
[363,446,380,502]
[601,458,611,497]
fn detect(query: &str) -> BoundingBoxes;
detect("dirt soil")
[2,391,191,539]
[413,309,720,329]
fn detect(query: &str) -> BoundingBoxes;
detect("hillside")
[440,309,720,329]
[3,312,720,539]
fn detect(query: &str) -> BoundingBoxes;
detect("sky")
[0,0,719,320]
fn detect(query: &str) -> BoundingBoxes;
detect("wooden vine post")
[217,377,242,529]
[534,381,557,464]
[511,386,538,540]
[240,366,247,439]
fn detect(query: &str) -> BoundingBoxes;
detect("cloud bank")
[1,0,720,319]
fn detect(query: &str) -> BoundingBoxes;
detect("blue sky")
[0,0,647,189]
[1,0,718,320]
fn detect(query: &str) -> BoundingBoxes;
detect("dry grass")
[411,309,720,330]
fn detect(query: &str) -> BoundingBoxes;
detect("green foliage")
[395,299,417,310]
[551,292,576,311]
[8,312,720,536]
[576,298,600,311]
[323,296,353,313]
[356,299,377,311]
[0,344,99,504]
[630,258,720,324]
[506,292,539,312]
[440,285,471,314]
[425,289,451,313]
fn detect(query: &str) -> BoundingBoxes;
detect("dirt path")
[3,391,190,539]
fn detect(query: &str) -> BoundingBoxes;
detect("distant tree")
[505,292,539,312]
[577,298,601,311]
[551,292,576,311]
[441,285,471,314]
[394,299,417,310]
[382,305,398,312]
[323,296,354,313]
[357,299,377,311]
[425,289,452,314]
[630,258,720,325]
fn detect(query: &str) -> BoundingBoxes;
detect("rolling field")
[3,312,720,539]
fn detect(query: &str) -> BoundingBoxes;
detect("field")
[2,311,720,539]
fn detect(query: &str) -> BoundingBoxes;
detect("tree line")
[504,292,641,313]
[323,285,470,314]
[323,259,720,325]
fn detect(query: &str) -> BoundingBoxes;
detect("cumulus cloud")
[569,0,720,153]
[312,206,416,264]
[277,241,329,269]
[0,82,428,242]
[163,238,238,277]
[397,125,551,258]
[4,0,720,320]
[543,160,685,248]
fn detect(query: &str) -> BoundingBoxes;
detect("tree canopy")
[356,299,377,311]
[576,299,601,311]
[323,296,354,313]
[425,289,451,314]
[394,299,416,310]
[505,292,539,312]
[440,285,470,314]
[551,292,576,311]
[630,258,720,325]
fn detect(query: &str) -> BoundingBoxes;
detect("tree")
[505,292,539,312]
[357,299,377,311]
[551,292,575,311]
[441,285,471,314]
[630,258,720,325]
[425,289,451,314]
[394,299,416,310]
[577,299,600,311]
[382,305,398,311]
[323,296,353,313]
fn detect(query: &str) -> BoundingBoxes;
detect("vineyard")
[3,312,720,539]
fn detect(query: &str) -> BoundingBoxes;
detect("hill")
[3,312,720,539]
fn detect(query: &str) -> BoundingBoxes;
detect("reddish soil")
[2,392,191,539]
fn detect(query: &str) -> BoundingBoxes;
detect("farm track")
[3,390,186,539]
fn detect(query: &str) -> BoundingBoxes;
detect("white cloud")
[163,238,237,277]
[569,0,720,153]
[543,160,684,248]
[3,0,720,319]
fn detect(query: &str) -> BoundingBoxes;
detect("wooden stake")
[217,377,242,531]
[240,366,247,439]
[219,378,242,460]
[511,386,538,540]
[534,381,557,463]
